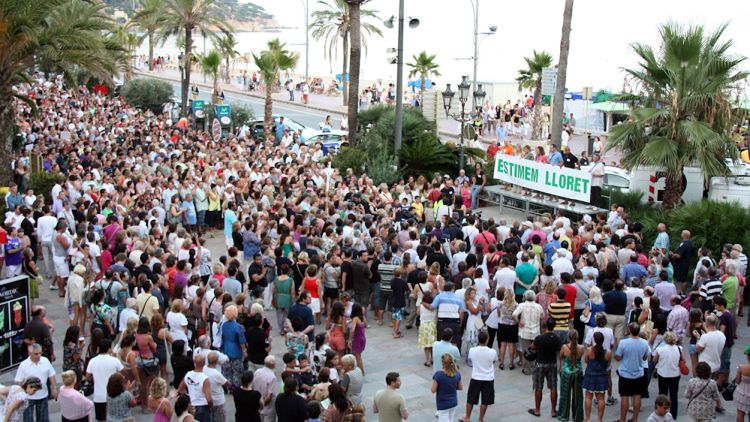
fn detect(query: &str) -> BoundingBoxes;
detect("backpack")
[97,280,119,307]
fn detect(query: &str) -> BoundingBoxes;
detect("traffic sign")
[541,67,557,96]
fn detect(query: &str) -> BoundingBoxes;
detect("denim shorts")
[370,282,381,308]
[720,346,732,372]
[688,343,697,355]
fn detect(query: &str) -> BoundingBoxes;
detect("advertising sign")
[192,100,206,119]
[0,275,30,373]
[494,154,592,203]
[214,105,232,126]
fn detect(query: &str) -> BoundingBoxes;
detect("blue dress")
[582,356,608,393]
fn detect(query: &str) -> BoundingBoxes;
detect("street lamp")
[443,76,485,170]
[388,0,419,160]
[471,0,496,109]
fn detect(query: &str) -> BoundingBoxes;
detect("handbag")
[723,381,737,401]
[79,379,94,396]
[523,347,537,362]
[678,347,689,376]
[136,354,160,377]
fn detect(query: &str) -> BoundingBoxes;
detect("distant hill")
[103,0,277,30]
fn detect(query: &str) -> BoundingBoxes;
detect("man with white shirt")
[496,219,510,243]
[462,330,497,422]
[179,353,214,422]
[493,257,516,292]
[15,343,57,422]
[36,205,58,284]
[204,352,229,422]
[551,249,574,281]
[86,339,123,422]
[118,298,138,333]
[451,242,468,276]
[461,216,479,251]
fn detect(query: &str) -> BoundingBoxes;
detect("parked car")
[303,130,348,155]
[251,115,312,140]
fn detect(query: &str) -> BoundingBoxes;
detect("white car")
[303,130,348,155]
[580,165,631,192]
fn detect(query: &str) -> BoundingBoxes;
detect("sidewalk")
[135,68,617,161]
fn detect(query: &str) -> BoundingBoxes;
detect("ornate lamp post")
[442,76,485,170]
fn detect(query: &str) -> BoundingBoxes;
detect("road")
[166,81,338,130]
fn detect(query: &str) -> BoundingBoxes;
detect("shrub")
[399,134,455,178]
[29,172,64,204]
[121,78,173,113]
[365,150,398,186]
[332,147,367,175]
[626,200,750,263]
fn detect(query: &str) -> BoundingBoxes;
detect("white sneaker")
[50,285,58,290]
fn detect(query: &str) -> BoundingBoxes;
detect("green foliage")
[632,201,750,260]
[121,78,173,112]
[515,49,554,91]
[309,0,383,62]
[365,150,398,186]
[332,146,367,175]
[29,172,64,204]
[399,135,455,179]
[358,105,435,145]
[357,104,391,128]
[607,23,748,209]
[231,104,254,126]
[406,51,441,94]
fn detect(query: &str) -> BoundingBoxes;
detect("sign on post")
[0,275,30,373]
[541,67,558,96]
[192,100,206,118]
[214,105,232,125]
[582,86,593,100]
[494,155,592,203]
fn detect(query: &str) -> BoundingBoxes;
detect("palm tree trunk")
[663,170,683,210]
[181,26,193,117]
[0,98,15,186]
[420,76,426,107]
[532,81,543,139]
[551,0,574,147]
[264,80,274,140]
[342,32,349,106]
[148,31,155,71]
[347,0,362,144]
[225,57,231,83]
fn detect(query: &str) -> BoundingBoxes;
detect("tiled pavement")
[1,232,744,421]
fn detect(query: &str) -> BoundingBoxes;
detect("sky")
[231,0,750,93]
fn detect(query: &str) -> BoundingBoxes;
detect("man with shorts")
[714,296,735,391]
[530,317,562,417]
[615,323,650,422]
[462,330,497,422]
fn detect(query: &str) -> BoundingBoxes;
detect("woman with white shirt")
[166,299,190,345]
[653,331,682,418]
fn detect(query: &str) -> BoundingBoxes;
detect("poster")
[494,154,593,203]
[0,275,30,373]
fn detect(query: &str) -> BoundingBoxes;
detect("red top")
[562,284,578,319]
[303,277,320,298]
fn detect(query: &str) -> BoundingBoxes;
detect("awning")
[590,101,630,113]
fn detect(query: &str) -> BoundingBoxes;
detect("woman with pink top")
[59,370,94,422]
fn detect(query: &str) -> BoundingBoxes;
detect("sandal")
[509,364,515,370]
[527,409,540,417]
[499,363,504,370]
[392,333,402,339]
[423,361,430,367]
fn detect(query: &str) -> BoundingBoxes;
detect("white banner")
[493,154,592,203]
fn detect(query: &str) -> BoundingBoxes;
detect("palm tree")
[406,51,441,105]
[253,39,299,139]
[608,23,747,209]
[310,0,382,106]
[112,28,142,81]
[216,33,239,83]
[346,0,374,144]
[516,50,553,140]
[131,0,166,71]
[198,50,222,103]
[0,0,118,184]
[160,0,231,116]
[550,0,574,147]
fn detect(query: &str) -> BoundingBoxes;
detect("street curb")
[134,70,472,143]
[134,70,349,117]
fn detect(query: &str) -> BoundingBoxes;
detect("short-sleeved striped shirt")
[548,301,572,331]
[699,278,722,301]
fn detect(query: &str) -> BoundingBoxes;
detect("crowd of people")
[0,73,749,422]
